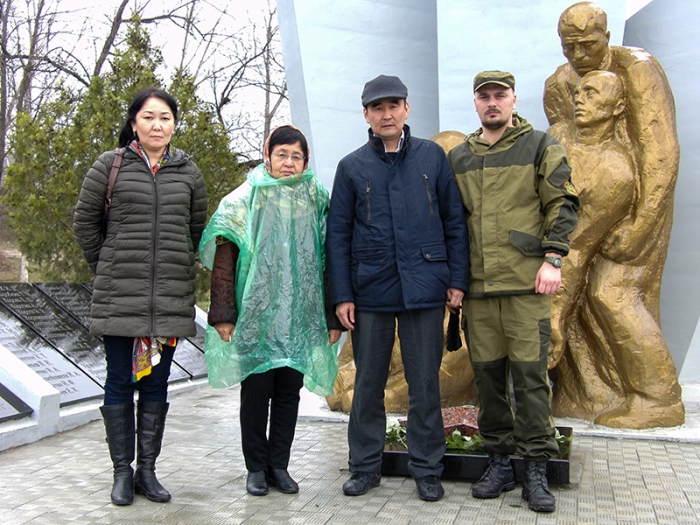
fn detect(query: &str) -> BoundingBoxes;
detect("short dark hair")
[118,87,178,148]
[267,125,309,160]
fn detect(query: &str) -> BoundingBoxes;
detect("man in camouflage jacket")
[448,71,579,514]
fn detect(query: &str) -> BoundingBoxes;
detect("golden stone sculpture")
[544,2,684,428]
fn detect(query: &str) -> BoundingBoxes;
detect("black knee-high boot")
[134,401,171,502]
[100,403,135,506]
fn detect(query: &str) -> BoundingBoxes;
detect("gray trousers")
[348,307,445,479]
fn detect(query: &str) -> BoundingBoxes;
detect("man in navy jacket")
[326,75,469,502]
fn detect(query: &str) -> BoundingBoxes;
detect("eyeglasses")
[272,151,305,163]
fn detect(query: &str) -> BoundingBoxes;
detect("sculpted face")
[560,23,610,76]
[573,71,623,128]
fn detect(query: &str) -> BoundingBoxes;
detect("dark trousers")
[103,335,175,406]
[348,307,445,479]
[240,366,304,472]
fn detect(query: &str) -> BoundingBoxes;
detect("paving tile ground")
[2,386,700,524]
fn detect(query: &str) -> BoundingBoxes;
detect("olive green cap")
[473,70,516,92]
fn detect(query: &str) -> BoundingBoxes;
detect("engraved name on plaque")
[0,284,107,385]
[0,305,103,405]
[35,283,93,331]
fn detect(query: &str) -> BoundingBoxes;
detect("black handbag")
[445,310,463,351]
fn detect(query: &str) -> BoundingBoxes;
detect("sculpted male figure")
[548,71,635,415]
[326,75,469,501]
[545,1,683,427]
[448,71,579,513]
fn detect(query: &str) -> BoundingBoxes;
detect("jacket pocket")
[420,243,448,261]
[365,180,371,221]
[351,248,398,306]
[415,243,450,299]
[422,174,434,214]
[509,230,545,256]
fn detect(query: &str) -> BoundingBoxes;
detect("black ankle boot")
[522,460,555,512]
[472,452,515,499]
[134,401,171,502]
[100,403,135,506]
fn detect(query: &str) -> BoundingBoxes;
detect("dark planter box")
[382,426,572,485]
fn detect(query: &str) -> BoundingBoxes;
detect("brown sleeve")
[207,238,240,326]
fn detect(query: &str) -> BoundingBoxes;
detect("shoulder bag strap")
[104,147,125,214]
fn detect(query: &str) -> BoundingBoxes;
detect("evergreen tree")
[2,18,244,282]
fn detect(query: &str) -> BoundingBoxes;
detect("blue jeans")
[103,335,175,405]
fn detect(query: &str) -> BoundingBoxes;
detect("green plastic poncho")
[199,164,338,396]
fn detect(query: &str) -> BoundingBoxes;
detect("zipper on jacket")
[366,180,372,221]
[150,172,159,335]
[423,174,434,214]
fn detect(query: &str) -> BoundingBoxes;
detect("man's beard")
[482,116,509,130]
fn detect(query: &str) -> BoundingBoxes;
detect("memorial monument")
[544,2,683,428]
[327,3,685,430]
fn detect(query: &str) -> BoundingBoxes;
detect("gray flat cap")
[361,75,408,107]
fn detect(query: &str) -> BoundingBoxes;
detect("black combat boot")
[100,403,135,506]
[471,452,515,498]
[134,401,171,502]
[522,460,556,512]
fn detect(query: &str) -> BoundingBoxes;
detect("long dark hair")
[118,87,178,148]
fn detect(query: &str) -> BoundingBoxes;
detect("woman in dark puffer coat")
[73,87,207,506]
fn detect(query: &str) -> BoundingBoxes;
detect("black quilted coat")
[73,147,208,338]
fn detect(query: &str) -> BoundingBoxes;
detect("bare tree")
[203,1,288,161]
[259,5,287,145]
[93,0,130,78]
[0,0,90,185]
[0,0,11,182]
[1,0,289,185]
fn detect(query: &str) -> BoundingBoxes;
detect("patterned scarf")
[128,140,172,175]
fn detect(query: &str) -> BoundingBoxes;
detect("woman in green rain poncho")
[200,125,342,497]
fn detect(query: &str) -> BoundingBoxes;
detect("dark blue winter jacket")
[326,126,470,312]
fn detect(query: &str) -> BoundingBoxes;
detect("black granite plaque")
[0,305,103,405]
[168,360,190,383]
[0,382,32,423]
[35,283,93,331]
[172,338,208,379]
[0,398,20,423]
[0,284,107,385]
[185,323,207,351]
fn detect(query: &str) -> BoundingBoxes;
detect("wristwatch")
[544,256,563,268]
